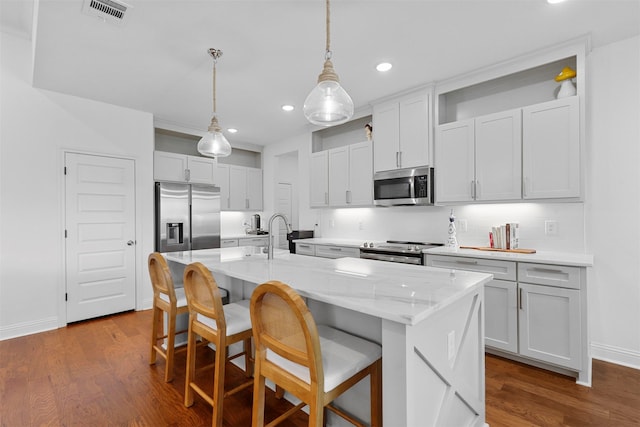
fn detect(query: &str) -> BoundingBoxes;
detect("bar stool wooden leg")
[149,306,162,365]
[371,359,383,427]
[165,308,177,382]
[184,327,198,408]
[251,368,266,427]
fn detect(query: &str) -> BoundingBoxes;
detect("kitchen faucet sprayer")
[267,213,293,259]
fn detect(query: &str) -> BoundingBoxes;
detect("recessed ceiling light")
[547,0,566,3]
[282,105,295,112]
[376,62,392,72]
[227,128,238,133]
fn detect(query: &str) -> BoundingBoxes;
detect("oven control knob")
[369,242,374,248]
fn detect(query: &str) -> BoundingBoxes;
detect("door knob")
[127,240,135,246]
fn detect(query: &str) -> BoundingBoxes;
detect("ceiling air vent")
[82,0,132,26]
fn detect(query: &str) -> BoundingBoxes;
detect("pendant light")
[197,48,232,158]
[303,0,354,127]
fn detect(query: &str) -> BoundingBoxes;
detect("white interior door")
[276,183,293,249]
[65,152,136,323]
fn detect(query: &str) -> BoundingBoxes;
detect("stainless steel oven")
[360,241,443,265]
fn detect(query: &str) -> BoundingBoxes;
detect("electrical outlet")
[447,330,456,361]
[458,219,468,233]
[545,220,558,236]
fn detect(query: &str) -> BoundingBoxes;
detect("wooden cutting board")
[460,246,536,254]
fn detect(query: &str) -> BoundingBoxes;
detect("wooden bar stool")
[250,280,383,427]
[148,252,189,382]
[183,262,254,427]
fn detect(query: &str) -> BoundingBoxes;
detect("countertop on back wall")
[425,246,594,267]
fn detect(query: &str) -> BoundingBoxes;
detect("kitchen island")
[164,247,492,427]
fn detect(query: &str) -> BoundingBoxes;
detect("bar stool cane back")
[183,261,254,427]
[148,252,189,382]
[250,280,382,427]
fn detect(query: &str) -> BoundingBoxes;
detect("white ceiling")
[2,0,639,147]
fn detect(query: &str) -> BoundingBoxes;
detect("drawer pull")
[529,267,564,274]
[329,247,342,251]
[456,260,478,265]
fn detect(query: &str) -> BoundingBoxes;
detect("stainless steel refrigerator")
[154,182,221,252]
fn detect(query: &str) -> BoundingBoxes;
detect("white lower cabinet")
[294,243,360,259]
[485,279,518,353]
[220,238,239,248]
[518,282,581,370]
[425,254,586,376]
[295,242,316,256]
[314,245,360,259]
[239,236,269,247]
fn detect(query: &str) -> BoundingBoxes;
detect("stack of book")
[490,223,519,250]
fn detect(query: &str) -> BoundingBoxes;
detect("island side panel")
[385,287,485,427]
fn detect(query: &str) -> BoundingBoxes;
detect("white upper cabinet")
[373,89,431,173]
[246,167,263,211]
[153,151,216,185]
[348,141,374,206]
[215,163,230,210]
[522,96,580,199]
[187,155,217,184]
[435,40,586,203]
[475,110,522,201]
[310,151,329,207]
[435,119,475,203]
[319,142,373,208]
[309,116,373,208]
[328,146,349,206]
[228,165,263,211]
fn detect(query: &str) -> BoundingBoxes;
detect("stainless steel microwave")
[373,166,434,206]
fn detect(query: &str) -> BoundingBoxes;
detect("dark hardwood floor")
[1,309,638,426]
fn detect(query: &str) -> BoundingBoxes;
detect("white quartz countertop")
[290,238,363,248]
[163,247,492,326]
[424,246,594,267]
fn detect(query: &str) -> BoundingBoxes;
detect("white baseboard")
[0,316,59,341]
[591,342,640,370]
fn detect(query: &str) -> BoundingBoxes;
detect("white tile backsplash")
[316,202,586,252]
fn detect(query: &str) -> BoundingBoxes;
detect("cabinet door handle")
[475,180,480,199]
[396,152,400,168]
[398,151,402,168]
[471,181,475,199]
[325,192,329,205]
[246,199,249,209]
[346,190,351,204]
[523,177,528,197]
[185,169,191,181]
[227,198,230,209]
[519,288,523,310]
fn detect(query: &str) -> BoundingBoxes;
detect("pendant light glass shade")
[303,62,354,126]
[304,0,353,127]
[197,117,232,158]
[198,48,232,158]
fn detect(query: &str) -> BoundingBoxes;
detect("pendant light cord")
[212,58,217,114]
[325,0,332,60]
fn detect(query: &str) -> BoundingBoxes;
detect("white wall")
[586,35,640,368]
[0,32,156,339]
[263,35,640,369]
